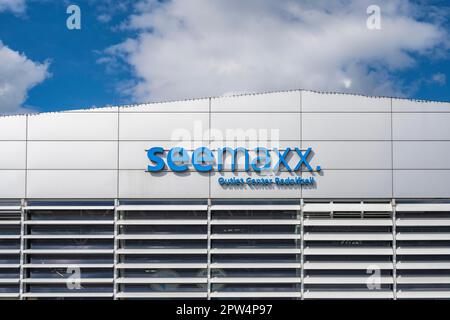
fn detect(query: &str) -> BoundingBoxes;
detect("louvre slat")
[211,234,301,240]
[116,277,207,284]
[0,279,20,284]
[25,206,114,211]
[304,247,393,255]
[211,205,300,211]
[397,276,450,284]
[397,247,450,255]
[304,276,393,284]
[117,220,207,225]
[23,249,114,254]
[24,221,114,225]
[0,221,20,225]
[0,206,21,210]
[116,234,207,240]
[24,235,114,239]
[0,250,20,254]
[304,203,392,213]
[396,204,450,212]
[211,263,300,269]
[396,233,450,240]
[210,248,301,254]
[116,249,207,254]
[396,218,450,226]
[304,233,392,241]
[0,235,21,239]
[304,291,394,299]
[23,264,113,268]
[0,264,20,269]
[117,205,207,211]
[22,293,114,298]
[116,263,207,269]
[304,219,392,226]
[397,291,450,299]
[22,279,113,284]
[210,277,301,283]
[0,293,20,298]
[210,292,302,298]
[116,292,207,298]
[304,262,393,270]
[211,219,300,225]
[397,262,450,270]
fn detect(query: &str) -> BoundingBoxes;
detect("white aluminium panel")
[27,170,117,198]
[119,170,209,198]
[27,112,118,140]
[0,116,26,140]
[27,141,118,169]
[394,141,450,169]
[120,99,209,113]
[302,113,391,140]
[0,142,26,169]
[394,170,450,198]
[302,170,392,198]
[393,98,450,112]
[210,113,301,141]
[119,113,209,141]
[393,113,450,140]
[210,171,301,198]
[302,91,391,112]
[304,141,391,169]
[0,170,25,198]
[211,91,300,112]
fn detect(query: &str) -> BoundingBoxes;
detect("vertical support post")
[300,199,304,300]
[19,199,26,300]
[207,199,212,300]
[392,199,397,300]
[113,199,119,300]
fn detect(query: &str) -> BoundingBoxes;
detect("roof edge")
[2,88,450,118]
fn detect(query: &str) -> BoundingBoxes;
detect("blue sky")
[0,0,449,114]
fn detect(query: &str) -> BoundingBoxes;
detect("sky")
[0,0,449,114]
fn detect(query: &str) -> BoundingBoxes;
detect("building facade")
[1,90,450,299]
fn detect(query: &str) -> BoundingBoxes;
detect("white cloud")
[431,73,446,86]
[0,0,25,14]
[0,42,50,114]
[90,0,133,24]
[105,0,448,102]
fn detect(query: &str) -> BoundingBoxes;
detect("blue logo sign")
[146,147,321,173]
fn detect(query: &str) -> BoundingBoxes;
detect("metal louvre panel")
[396,201,450,299]
[5,198,450,299]
[303,201,394,299]
[210,203,301,300]
[0,201,21,299]
[23,201,115,300]
[116,201,208,300]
